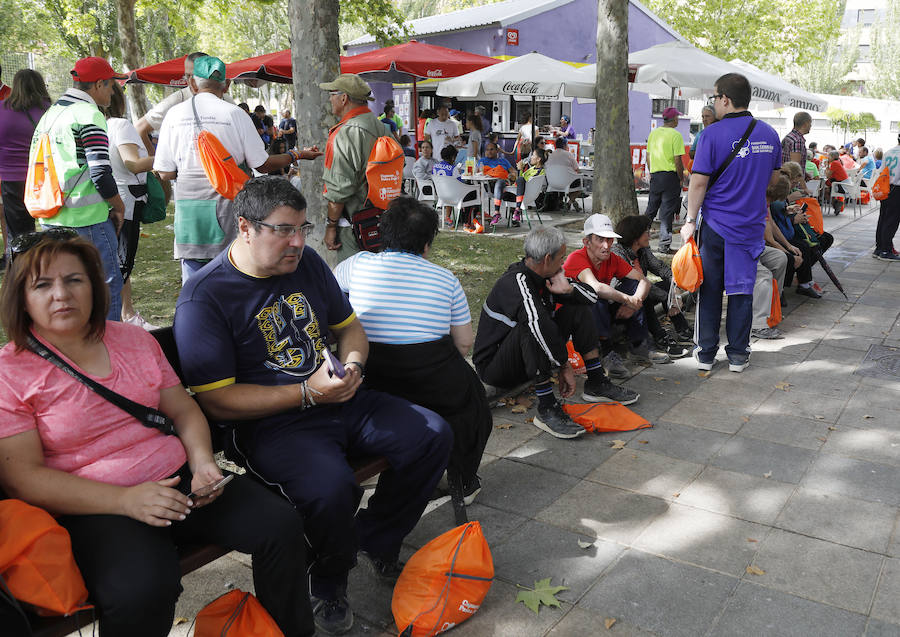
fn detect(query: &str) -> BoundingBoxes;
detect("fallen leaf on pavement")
[638,440,649,444]
[653,377,664,381]
[747,538,758,543]
[577,539,595,549]
[495,423,513,430]
[814,415,825,420]
[610,440,627,449]
[516,395,534,407]
[673,381,680,385]
[605,618,617,629]
[526,417,534,423]
[672,492,680,498]
[800,324,808,328]
[827,426,836,431]
[742,416,751,423]
[515,578,569,614]
[763,471,772,478]
[863,414,874,419]
[510,405,528,414]
[816,437,827,442]
[173,617,189,626]
[774,382,791,391]
[746,565,765,575]
[698,371,711,378]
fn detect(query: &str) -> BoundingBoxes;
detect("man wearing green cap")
[320,73,383,264]
[155,56,321,283]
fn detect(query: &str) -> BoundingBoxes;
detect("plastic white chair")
[805,179,821,202]
[500,174,546,229]
[545,164,589,211]
[432,175,482,230]
[416,178,436,207]
[830,178,861,217]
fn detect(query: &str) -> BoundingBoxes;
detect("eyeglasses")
[707,93,725,105]
[9,228,79,263]
[253,220,314,238]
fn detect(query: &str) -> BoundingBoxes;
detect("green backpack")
[141,172,168,223]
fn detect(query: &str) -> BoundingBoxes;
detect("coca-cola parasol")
[125,55,189,87]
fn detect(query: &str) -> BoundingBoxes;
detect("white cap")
[582,214,621,238]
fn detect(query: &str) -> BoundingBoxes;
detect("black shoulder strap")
[707,118,757,189]
[26,335,176,435]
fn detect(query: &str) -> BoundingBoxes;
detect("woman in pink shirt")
[0,232,314,637]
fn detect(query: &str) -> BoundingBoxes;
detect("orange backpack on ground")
[767,279,782,328]
[192,97,249,200]
[24,132,66,219]
[562,403,651,433]
[392,521,493,636]
[872,165,891,201]
[672,237,703,292]
[0,499,91,617]
[194,589,283,637]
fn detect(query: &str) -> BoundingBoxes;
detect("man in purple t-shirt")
[681,73,781,373]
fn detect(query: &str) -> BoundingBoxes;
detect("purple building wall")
[345,0,684,143]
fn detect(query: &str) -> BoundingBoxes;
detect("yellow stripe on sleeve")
[189,377,236,393]
[329,312,357,330]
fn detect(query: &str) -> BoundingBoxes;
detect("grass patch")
[0,212,524,344]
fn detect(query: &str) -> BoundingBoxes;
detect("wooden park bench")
[21,326,391,637]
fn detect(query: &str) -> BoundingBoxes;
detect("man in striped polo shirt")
[29,57,127,320]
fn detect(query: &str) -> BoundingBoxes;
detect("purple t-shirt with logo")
[692,112,781,246]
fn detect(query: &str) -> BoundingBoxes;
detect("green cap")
[319,73,374,101]
[193,56,227,82]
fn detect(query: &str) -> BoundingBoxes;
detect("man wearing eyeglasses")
[320,73,384,264]
[174,176,452,636]
[681,73,782,373]
[154,56,320,284]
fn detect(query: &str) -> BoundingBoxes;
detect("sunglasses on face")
[9,229,79,264]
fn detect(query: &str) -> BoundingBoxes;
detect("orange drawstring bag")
[194,589,283,637]
[767,279,782,328]
[566,340,586,374]
[795,197,823,234]
[872,165,891,201]
[562,403,651,433]
[392,521,493,636]
[192,97,249,200]
[672,237,703,292]
[24,132,65,219]
[0,499,92,616]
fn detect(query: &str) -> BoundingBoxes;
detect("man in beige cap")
[320,73,383,263]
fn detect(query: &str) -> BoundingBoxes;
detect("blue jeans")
[645,171,681,250]
[71,219,122,321]
[696,222,752,363]
[181,258,210,285]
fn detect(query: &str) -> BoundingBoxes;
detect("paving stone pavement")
[149,203,900,637]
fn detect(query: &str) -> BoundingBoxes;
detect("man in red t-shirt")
[564,214,667,378]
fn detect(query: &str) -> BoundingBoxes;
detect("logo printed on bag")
[458,600,480,614]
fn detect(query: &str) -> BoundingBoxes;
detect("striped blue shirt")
[334,251,471,344]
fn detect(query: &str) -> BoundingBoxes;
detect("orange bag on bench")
[562,402,651,433]
[195,589,283,637]
[393,521,493,636]
[0,499,91,616]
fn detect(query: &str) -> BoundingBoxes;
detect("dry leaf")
[605,618,617,629]
[863,414,874,419]
[495,423,513,430]
[672,492,680,498]
[746,565,766,576]
[516,395,534,407]
[816,437,827,442]
[827,426,836,431]
[610,439,627,449]
[577,539,595,549]
[526,417,534,423]
[800,324,808,328]
[774,382,791,391]
[510,405,528,414]
[742,416,751,423]
[653,377,665,381]
[698,371,711,378]
[673,381,680,385]
[173,617,190,626]
[763,471,772,478]
[638,440,649,444]
[747,538,758,543]
[814,415,825,420]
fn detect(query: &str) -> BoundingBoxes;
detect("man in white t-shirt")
[135,51,237,151]
[153,56,321,283]
[424,104,460,153]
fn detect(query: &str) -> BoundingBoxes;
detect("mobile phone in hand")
[189,474,233,499]
[324,348,347,379]
[800,203,808,212]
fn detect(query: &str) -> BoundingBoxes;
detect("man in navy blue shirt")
[681,73,782,373]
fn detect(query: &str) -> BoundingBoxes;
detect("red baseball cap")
[70,57,127,83]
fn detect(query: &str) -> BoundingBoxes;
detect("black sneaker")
[311,593,353,635]
[462,475,482,506]
[655,335,690,358]
[673,327,694,344]
[582,376,640,405]
[796,285,822,299]
[358,550,404,583]
[533,403,586,439]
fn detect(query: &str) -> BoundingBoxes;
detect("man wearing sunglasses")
[174,176,452,636]
[681,73,782,374]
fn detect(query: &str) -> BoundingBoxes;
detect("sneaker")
[674,327,694,344]
[630,340,670,364]
[728,356,750,373]
[489,213,502,226]
[358,550,404,583]
[657,246,677,256]
[655,335,690,358]
[462,475,482,506]
[123,311,159,331]
[751,327,784,339]
[512,210,522,227]
[601,351,630,379]
[532,403,586,439]
[582,376,640,405]
[876,251,900,262]
[693,348,714,371]
[796,285,822,299]
[811,282,824,294]
[311,593,353,635]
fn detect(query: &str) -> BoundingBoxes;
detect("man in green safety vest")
[29,57,127,321]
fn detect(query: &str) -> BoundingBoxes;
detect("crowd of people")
[1,56,899,637]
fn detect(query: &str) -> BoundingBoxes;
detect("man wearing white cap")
[564,214,667,379]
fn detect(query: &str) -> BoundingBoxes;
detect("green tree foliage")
[826,108,880,142]
[867,0,900,99]
[786,33,858,95]
[642,0,844,76]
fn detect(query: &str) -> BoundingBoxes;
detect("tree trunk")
[289,0,341,261]
[593,0,638,222]
[115,0,149,119]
